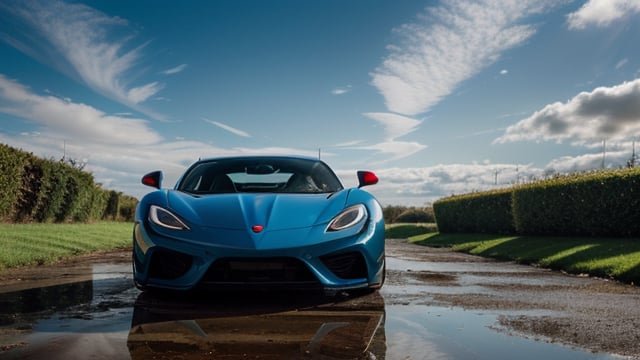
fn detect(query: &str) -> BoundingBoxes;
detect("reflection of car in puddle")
[127,290,386,359]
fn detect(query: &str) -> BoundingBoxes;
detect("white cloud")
[162,64,188,75]
[616,58,629,70]
[351,140,428,162]
[544,144,635,172]
[203,118,251,138]
[342,112,427,161]
[494,79,640,145]
[128,82,165,104]
[0,74,162,145]
[364,112,422,141]
[342,162,541,206]
[371,0,561,116]
[343,146,637,206]
[0,0,165,116]
[567,0,640,30]
[331,85,352,95]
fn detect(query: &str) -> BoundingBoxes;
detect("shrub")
[394,207,435,223]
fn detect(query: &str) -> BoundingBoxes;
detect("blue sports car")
[132,155,385,292]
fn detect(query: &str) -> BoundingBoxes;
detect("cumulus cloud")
[0,0,165,116]
[203,118,251,138]
[494,79,640,145]
[567,0,640,30]
[346,162,542,206]
[545,145,635,172]
[371,0,561,116]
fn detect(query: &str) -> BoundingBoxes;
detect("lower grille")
[202,257,318,285]
[320,252,367,279]
[148,248,193,280]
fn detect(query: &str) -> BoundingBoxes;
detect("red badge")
[252,225,264,233]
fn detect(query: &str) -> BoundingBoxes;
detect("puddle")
[383,304,617,360]
[0,254,630,359]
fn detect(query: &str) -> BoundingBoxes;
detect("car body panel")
[132,156,385,292]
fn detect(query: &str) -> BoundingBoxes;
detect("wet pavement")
[0,240,638,359]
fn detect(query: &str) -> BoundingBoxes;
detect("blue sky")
[0,0,639,206]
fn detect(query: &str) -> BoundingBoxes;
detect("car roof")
[195,155,321,163]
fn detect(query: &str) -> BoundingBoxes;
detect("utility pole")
[601,140,606,169]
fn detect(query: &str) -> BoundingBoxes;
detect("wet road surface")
[0,240,638,359]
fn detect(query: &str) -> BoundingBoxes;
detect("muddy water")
[0,242,629,359]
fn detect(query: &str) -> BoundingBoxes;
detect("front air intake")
[148,248,193,280]
[320,251,367,279]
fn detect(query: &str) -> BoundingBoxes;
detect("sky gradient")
[0,0,639,206]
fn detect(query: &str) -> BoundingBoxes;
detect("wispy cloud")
[364,112,422,141]
[127,82,165,104]
[203,118,251,138]
[0,0,165,117]
[337,113,426,161]
[567,0,640,30]
[331,85,352,95]
[371,0,562,116]
[494,79,640,145]
[0,74,162,145]
[615,58,628,70]
[162,64,188,75]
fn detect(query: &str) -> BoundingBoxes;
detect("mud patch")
[406,270,459,284]
[496,314,640,357]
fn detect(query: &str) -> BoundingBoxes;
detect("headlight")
[327,204,367,232]
[149,205,190,230]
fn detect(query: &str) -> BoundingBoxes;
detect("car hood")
[166,190,349,231]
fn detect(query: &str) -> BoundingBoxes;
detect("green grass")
[385,223,438,239]
[409,232,640,285]
[4,221,640,286]
[0,222,132,269]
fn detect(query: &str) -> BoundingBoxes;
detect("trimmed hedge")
[0,144,29,219]
[434,189,515,234]
[434,168,640,237]
[513,169,640,237]
[0,143,137,223]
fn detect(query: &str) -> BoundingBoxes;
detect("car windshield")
[177,157,343,194]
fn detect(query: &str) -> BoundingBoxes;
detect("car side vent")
[148,248,193,280]
[320,252,367,279]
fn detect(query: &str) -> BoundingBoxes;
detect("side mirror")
[357,171,378,188]
[142,171,163,189]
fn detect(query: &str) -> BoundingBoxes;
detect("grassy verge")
[0,222,132,269]
[386,223,438,239]
[407,231,640,285]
